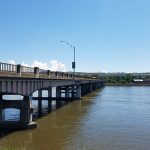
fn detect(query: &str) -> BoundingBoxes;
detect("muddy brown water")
[1,86,150,150]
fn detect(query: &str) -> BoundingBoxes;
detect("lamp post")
[60,41,76,80]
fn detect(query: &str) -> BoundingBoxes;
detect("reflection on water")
[1,87,150,150]
[2,108,20,121]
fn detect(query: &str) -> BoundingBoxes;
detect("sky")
[0,0,150,73]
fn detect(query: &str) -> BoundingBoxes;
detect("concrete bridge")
[0,62,104,129]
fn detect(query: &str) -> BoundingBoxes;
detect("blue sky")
[0,0,150,72]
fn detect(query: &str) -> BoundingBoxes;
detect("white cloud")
[50,60,67,72]
[22,61,30,67]
[7,60,16,65]
[7,60,67,72]
[31,60,49,70]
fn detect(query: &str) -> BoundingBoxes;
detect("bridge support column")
[48,87,52,112]
[81,83,96,96]
[20,96,37,129]
[56,87,61,98]
[65,86,70,98]
[76,85,81,100]
[56,87,62,108]
[70,85,75,98]
[64,86,70,104]
[0,94,36,129]
[81,84,87,96]
[96,83,99,90]
[92,83,96,91]
[98,82,103,88]
[97,82,100,89]
[100,82,103,88]
[56,101,62,109]
[94,83,97,90]
[38,89,42,117]
[88,84,93,93]
[0,94,2,124]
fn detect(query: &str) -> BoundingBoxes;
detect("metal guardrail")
[0,62,88,80]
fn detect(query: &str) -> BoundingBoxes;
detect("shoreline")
[105,83,150,86]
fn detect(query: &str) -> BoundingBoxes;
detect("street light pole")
[60,41,76,80]
[72,46,75,80]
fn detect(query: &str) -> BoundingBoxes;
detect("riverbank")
[105,83,150,86]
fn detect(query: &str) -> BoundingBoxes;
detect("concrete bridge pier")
[92,83,97,91]
[96,82,100,90]
[81,82,102,96]
[92,83,95,91]
[64,86,71,104]
[99,82,104,88]
[20,96,37,129]
[96,83,99,90]
[94,82,101,90]
[94,83,98,90]
[0,94,36,129]
[75,85,81,100]
[0,94,2,124]
[70,85,75,98]
[56,87,63,108]
[86,84,93,93]
[81,84,88,96]
[36,88,53,114]
[56,87,61,98]
[38,89,42,117]
[65,86,70,98]
[68,85,81,100]
[55,85,81,108]
[48,88,52,112]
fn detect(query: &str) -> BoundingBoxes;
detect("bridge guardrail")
[0,62,95,80]
[0,62,17,72]
[21,66,34,73]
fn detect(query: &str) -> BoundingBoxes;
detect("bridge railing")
[0,62,17,72]
[0,62,94,80]
[21,66,34,73]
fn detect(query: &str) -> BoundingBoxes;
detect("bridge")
[0,62,104,129]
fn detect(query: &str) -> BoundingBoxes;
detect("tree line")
[80,73,150,84]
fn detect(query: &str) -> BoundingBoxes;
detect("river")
[1,86,150,150]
